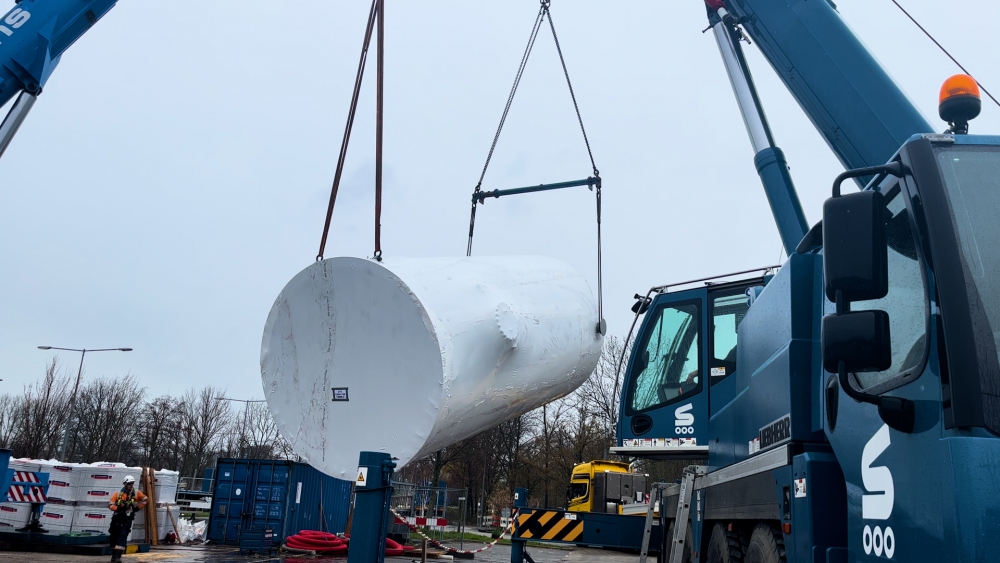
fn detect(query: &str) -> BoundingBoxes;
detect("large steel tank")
[261,256,603,478]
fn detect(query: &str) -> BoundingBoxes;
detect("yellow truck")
[566,460,647,514]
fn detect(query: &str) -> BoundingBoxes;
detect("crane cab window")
[569,481,588,500]
[710,292,751,384]
[629,300,701,412]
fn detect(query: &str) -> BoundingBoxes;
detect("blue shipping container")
[207,459,353,545]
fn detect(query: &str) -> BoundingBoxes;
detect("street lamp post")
[37,346,133,461]
[459,493,467,550]
[215,397,266,458]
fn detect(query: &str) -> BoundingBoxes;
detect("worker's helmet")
[123,475,136,485]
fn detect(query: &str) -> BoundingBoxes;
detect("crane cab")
[614,272,772,459]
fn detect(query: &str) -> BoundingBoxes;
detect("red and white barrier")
[406,516,448,527]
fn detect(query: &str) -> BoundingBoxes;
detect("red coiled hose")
[284,531,407,556]
[285,530,347,554]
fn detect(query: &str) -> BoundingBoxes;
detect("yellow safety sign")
[513,510,583,543]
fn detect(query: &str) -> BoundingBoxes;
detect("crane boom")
[0,0,117,158]
[717,0,933,170]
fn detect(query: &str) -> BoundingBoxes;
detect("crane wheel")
[744,522,787,563]
[706,523,745,563]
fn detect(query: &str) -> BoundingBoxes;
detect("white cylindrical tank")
[261,256,603,479]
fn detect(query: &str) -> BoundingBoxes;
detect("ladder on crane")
[639,465,706,563]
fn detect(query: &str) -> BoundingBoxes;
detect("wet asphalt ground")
[0,542,641,562]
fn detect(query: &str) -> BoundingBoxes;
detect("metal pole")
[0,91,37,160]
[241,402,251,457]
[59,349,87,461]
[479,464,487,529]
[510,488,528,563]
[458,493,464,550]
[471,177,596,204]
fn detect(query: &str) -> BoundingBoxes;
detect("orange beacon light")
[939,74,981,134]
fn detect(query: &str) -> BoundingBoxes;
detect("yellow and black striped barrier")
[513,509,584,543]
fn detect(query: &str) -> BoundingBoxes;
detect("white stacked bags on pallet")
[44,476,75,503]
[39,503,75,533]
[72,505,111,534]
[7,458,183,539]
[0,503,32,530]
[71,465,139,534]
[8,458,42,474]
[35,459,84,504]
[153,470,179,505]
[129,505,179,543]
[1,458,42,530]
[77,463,131,505]
[156,505,180,542]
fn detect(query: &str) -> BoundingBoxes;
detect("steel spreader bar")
[471,177,597,204]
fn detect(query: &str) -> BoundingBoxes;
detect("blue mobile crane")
[0,0,117,159]
[615,1,1000,562]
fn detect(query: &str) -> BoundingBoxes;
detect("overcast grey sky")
[1,1,997,399]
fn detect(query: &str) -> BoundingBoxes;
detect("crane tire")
[706,523,744,563]
[744,522,787,563]
[665,521,693,563]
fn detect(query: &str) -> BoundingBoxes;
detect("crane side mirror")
[631,294,652,314]
[822,190,889,302]
[821,310,892,374]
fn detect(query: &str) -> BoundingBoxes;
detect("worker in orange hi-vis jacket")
[107,475,147,562]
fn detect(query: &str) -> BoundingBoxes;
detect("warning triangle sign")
[356,467,368,487]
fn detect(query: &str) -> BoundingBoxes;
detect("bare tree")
[222,401,294,460]
[423,335,634,514]
[518,400,572,508]
[136,396,185,469]
[576,335,631,458]
[178,387,231,479]
[486,486,513,528]
[70,375,146,463]
[0,393,21,450]
[10,359,73,458]
[492,414,534,498]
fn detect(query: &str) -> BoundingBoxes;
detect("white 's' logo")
[674,403,694,434]
[861,424,895,558]
[862,424,893,519]
[0,8,30,42]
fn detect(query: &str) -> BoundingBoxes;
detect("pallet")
[53,543,151,556]
[0,530,108,545]
[0,536,149,555]
[0,531,150,555]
